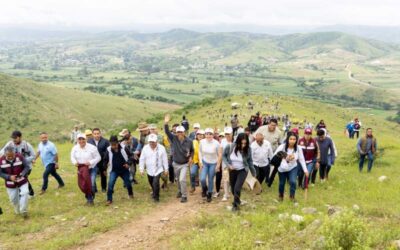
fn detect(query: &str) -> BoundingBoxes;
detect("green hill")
[0,94,399,249]
[0,74,179,141]
[167,95,400,249]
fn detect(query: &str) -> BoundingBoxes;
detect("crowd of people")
[0,111,378,218]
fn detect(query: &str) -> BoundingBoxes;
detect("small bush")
[321,211,370,250]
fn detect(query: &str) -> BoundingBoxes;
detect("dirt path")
[345,64,376,88]
[74,190,227,250]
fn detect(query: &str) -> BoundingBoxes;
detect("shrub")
[321,211,370,250]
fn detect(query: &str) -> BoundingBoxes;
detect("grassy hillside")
[0,74,179,141]
[0,95,398,249]
[166,95,400,249]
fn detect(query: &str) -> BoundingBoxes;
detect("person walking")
[34,132,65,195]
[139,134,169,202]
[103,136,133,205]
[231,114,239,136]
[220,127,233,201]
[251,132,273,187]
[313,129,336,183]
[0,146,30,218]
[70,133,101,205]
[0,131,35,197]
[199,128,222,202]
[222,133,256,211]
[88,128,110,193]
[189,129,204,194]
[255,119,284,187]
[357,128,377,172]
[164,114,194,203]
[275,132,309,201]
[297,128,320,187]
[71,125,81,144]
[189,123,201,141]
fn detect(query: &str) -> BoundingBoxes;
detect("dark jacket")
[88,137,110,170]
[164,124,194,164]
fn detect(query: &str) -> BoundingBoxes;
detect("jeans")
[304,162,314,186]
[255,165,270,185]
[200,161,217,194]
[107,170,133,202]
[42,163,65,191]
[148,174,161,200]
[190,164,199,188]
[229,169,247,208]
[173,162,188,198]
[278,167,298,197]
[359,152,374,172]
[89,167,98,194]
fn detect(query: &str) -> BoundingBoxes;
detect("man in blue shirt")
[34,132,65,195]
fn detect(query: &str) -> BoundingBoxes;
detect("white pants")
[6,183,29,214]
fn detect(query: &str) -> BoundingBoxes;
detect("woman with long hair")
[274,132,308,201]
[222,133,256,211]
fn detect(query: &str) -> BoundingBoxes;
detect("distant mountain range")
[2,24,400,44]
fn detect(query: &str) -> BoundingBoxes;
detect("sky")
[0,0,399,30]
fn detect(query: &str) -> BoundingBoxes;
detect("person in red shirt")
[298,128,320,187]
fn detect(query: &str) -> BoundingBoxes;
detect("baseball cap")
[149,124,157,130]
[77,133,86,139]
[148,134,158,142]
[204,128,214,134]
[304,128,312,135]
[196,129,205,135]
[176,126,185,133]
[193,123,200,129]
[11,130,22,139]
[224,127,233,134]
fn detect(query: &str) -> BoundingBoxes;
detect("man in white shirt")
[139,134,169,202]
[70,133,101,205]
[251,133,273,186]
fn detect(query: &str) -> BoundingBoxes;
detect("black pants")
[215,170,222,193]
[297,166,304,188]
[98,165,108,191]
[168,156,175,183]
[148,174,161,200]
[229,169,247,208]
[232,127,238,136]
[311,163,328,182]
[267,165,278,187]
[42,164,64,191]
[27,169,34,196]
[255,165,270,185]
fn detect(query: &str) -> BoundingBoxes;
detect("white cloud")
[0,0,399,28]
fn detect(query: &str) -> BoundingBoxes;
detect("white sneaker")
[222,196,228,202]
[213,192,219,198]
